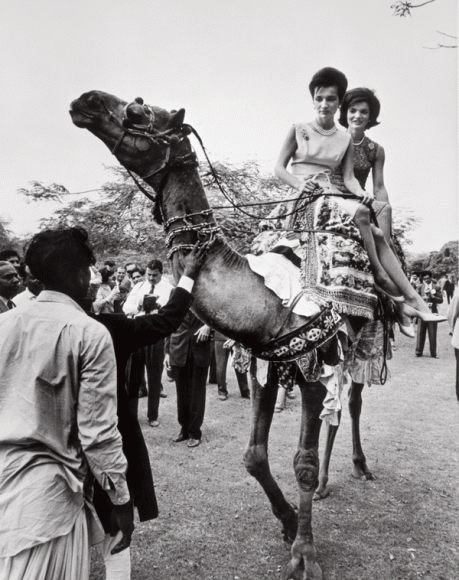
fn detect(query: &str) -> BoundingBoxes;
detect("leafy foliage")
[0,216,19,251]
[407,240,458,277]
[18,161,290,258]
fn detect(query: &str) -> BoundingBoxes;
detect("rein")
[102,98,369,255]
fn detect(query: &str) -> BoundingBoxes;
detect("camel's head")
[70,90,187,178]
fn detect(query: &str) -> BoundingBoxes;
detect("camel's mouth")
[69,100,96,127]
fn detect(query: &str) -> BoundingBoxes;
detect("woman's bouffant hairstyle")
[309,67,348,102]
[339,88,381,129]
[25,227,95,287]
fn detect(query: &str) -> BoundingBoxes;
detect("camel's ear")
[168,108,185,128]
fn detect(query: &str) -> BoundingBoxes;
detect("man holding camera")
[415,271,443,358]
[139,260,174,427]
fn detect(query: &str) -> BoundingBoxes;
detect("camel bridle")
[94,95,220,257]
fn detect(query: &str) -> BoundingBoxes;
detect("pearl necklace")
[312,120,337,136]
[353,134,365,146]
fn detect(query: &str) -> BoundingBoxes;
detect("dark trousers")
[455,348,459,401]
[127,348,147,418]
[214,340,249,397]
[173,352,208,440]
[415,320,437,357]
[446,289,454,304]
[145,340,165,422]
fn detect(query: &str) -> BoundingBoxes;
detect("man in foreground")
[0,227,133,580]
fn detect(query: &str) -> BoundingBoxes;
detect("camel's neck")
[145,164,305,348]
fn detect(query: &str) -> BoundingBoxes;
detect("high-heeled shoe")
[394,311,415,338]
[403,304,447,323]
[374,283,405,303]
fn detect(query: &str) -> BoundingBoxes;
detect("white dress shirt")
[0,291,129,557]
[136,276,174,312]
[11,288,37,308]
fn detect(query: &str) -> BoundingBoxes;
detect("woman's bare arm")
[372,145,390,203]
[342,142,371,204]
[274,126,304,190]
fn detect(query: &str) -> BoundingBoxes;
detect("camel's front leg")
[285,379,326,580]
[243,361,298,543]
[314,410,341,500]
[349,381,374,480]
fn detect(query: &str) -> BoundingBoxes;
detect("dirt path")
[91,302,458,580]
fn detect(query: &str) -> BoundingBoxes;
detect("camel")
[69,91,382,579]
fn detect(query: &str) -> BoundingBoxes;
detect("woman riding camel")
[274,67,446,324]
[330,87,412,335]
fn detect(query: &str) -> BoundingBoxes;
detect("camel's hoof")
[352,465,376,480]
[313,487,330,501]
[284,558,323,580]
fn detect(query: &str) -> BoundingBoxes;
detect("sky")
[0,0,457,253]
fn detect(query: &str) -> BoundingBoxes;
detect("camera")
[143,294,158,314]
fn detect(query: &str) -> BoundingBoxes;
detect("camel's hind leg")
[314,410,341,500]
[349,381,375,480]
[243,360,298,543]
[285,377,326,580]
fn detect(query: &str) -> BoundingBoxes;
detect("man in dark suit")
[166,312,212,447]
[89,241,208,577]
[415,271,443,358]
[0,261,20,313]
[443,275,455,304]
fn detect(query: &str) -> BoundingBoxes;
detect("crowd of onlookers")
[407,270,456,360]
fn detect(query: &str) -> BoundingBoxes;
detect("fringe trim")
[302,287,376,320]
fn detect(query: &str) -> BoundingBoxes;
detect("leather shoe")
[187,438,200,448]
[160,391,167,398]
[240,392,250,399]
[148,420,159,428]
[403,304,447,323]
[218,393,228,401]
[394,310,415,339]
[172,433,188,442]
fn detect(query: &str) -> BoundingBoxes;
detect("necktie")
[7,300,15,309]
[150,285,155,295]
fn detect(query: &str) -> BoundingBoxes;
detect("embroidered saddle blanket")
[249,191,379,321]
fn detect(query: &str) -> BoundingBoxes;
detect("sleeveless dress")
[290,123,362,218]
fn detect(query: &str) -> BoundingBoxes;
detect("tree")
[0,216,18,251]
[391,1,457,48]
[18,161,289,259]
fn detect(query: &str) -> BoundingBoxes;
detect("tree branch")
[391,0,437,17]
